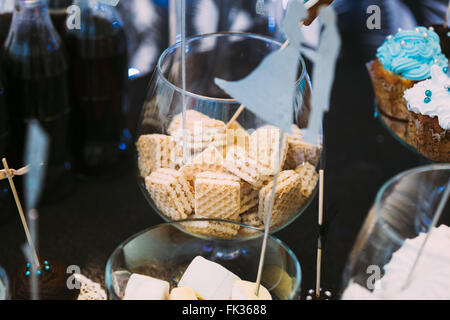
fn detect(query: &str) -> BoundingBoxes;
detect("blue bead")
[443,66,448,74]
[26,263,31,268]
[424,97,431,103]
[37,270,42,276]
[44,260,49,265]
[425,90,432,97]
[44,265,50,270]
[25,270,31,277]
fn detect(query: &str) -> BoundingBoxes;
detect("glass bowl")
[105,219,302,300]
[341,164,450,300]
[136,32,321,237]
[0,266,9,300]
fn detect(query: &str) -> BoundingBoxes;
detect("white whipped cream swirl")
[404,65,450,130]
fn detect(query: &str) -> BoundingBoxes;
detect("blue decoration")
[44,260,49,265]
[443,66,448,74]
[425,90,432,97]
[37,270,42,276]
[26,263,31,268]
[25,270,31,277]
[424,97,431,103]
[44,265,50,271]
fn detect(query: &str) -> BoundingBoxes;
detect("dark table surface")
[0,24,433,300]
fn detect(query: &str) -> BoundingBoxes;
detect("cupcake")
[367,27,448,120]
[404,64,450,162]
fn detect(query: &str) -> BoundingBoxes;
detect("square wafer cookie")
[224,146,272,189]
[180,145,224,185]
[136,134,182,177]
[221,121,250,158]
[194,171,240,219]
[181,217,241,238]
[145,168,194,220]
[258,170,303,228]
[239,181,259,214]
[168,110,227,154]
[238,210,264,236]
[294,162,319,198]
[249,126,288,174]
[284,125,322,169]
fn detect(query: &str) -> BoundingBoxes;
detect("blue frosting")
[376,27,448,81]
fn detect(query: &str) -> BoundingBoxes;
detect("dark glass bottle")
[64,0,130,176]
[47,0,72,37]
[0,0,13,51]
[0,68,14,225]
[2,0,72,202]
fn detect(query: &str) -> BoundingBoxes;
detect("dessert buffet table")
[0,50,430,299]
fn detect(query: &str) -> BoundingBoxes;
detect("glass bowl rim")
[105,218,302,300]
[156,31,308,103]
[374,164,450,243]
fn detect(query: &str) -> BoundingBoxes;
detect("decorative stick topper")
[215,0,308,134]
[301,6,341,144]
[24,120,49,213]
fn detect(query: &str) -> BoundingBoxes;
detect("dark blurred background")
[0,0,448,299]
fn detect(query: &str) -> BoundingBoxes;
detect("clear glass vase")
[105,219,302,300]
[136,32,321,237]
[342,164,450,300]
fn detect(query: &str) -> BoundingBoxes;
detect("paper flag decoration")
[301,6,341,144]
[215,0,308,134]
[24,120,49,212]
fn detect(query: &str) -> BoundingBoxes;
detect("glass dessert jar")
[136,32,320,236]
[341,164,450,300]
[105,219,302,300]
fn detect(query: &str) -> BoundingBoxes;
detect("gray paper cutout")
[302,6,341,144]
[24,120,50,212]
[215,0,307,134]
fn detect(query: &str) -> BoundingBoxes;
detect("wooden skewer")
[2,158,40,268]
[316,169,324,298]
[445,0,450,28]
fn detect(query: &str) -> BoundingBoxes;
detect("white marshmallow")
[123,273,170,300]
[231,280,272,300]
[169,287,198,300]
[178,256,240,300]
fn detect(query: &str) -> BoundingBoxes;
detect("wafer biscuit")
[239,211,264,236]
[284,125,321,169]
[145,168,194,220]
[224,146,272,189]
[180,145,224,185]
[221,122,250,158]
[239,181,259,214]
[136,134,182,177]
[249,126,288,174]
[258,170,303,228]
[181,215,241,238]
[182,220,240,238]
[168,110,227,154]
[294,162,318,198]
[194,172,240,219]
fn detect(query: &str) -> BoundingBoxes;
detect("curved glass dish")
[0,266,10,300]
[341,164,450,299]
[374,103,435,163]
[105,219,302,300]
[136,32,321,237]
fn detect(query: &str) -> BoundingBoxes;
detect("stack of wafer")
[284,124,322,169]
[137,109,321,238]
[168,110,227,155]
[136,134,183,177]
[145,168,194,220]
